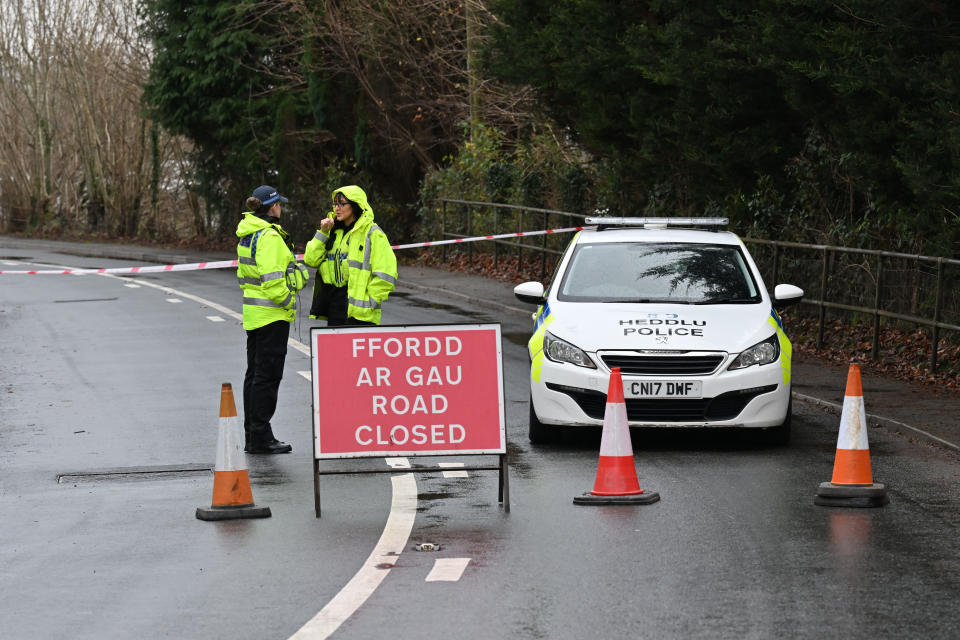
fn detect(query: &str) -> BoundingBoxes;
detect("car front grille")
[599,353,725,375]
[546,383,778,422]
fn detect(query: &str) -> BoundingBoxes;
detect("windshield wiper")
[601,298,693,304]
[692,298,758,305]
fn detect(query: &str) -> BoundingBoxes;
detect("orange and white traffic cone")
[814,364,888,508]
[196,383,272,521]
[574,368,660,505]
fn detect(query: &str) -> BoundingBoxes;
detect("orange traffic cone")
[196,383,272,521]
[814,364,888,508]
[574,368,660,505]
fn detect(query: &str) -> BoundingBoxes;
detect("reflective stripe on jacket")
[303,186,397,324]
[236,212,308,330]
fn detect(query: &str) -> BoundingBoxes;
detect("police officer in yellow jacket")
[304,185,397,325]
[237,185,308,454]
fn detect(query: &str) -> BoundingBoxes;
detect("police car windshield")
[557,242,760,304]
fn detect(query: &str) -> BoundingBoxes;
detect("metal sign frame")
[309,322,509,517]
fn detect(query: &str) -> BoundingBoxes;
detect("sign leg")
[314,458,322,518]
[500,453,510,512]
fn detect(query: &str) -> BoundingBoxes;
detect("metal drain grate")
[57,463,213,484]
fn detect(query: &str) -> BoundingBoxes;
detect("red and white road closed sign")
[310,324,506,459]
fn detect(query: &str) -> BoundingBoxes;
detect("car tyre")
[529,393,554,444]
[762,398,792,446]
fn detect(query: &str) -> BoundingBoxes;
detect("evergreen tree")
[485,0,960,253]
[140,0,330,237]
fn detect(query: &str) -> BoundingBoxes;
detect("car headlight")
[728,334,780,370]
[544,331,596,368]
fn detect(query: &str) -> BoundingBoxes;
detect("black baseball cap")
[252,185,288,206]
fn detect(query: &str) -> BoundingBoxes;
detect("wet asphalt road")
[0,242,958,640]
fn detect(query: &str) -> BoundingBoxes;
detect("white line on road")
[24,260,424,636]
[298,370,311,381]
[96,270,312,357]
[425,558,471,582]
[165,298,182,303]
[439,462,468,478]
[288,472,418,639]
[793,392,960,452]
[124,283,140,288]
[84,269,418,636]
[206,315,225,322]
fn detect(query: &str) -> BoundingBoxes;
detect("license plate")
[623,380,702,399]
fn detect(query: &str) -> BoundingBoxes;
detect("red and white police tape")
[0,226,585,275]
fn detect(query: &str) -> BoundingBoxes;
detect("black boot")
[245,440,292,454]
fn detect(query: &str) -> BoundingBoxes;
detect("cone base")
[196,504,272,521]
[574,491,660,505]
[814,482,888,508]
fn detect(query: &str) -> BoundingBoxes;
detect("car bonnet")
[545,301,778,353]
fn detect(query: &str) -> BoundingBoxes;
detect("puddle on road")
[505,441,533,478]
[502,331,530,346]
[829,511,873,564]
[417,491,457,501]
[392,290,491,319]
[249,469,290,485]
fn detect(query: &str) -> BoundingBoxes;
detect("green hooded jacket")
[304,185,397,324]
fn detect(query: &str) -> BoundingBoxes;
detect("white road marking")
[425,558,471,582]
[793,392,960,452]
[206,315,225,322]
[165,298,182,303]
[288,472,418,639]
[124,283,140,288]
[16,260,313,357]
[21,261,493,631]
[386,457,411,469]
[298,370,312,381]
[69,240,427,630]
[439,462,468,478]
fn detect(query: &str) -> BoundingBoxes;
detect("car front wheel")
[529,393,554,444]
[761,397,792,446]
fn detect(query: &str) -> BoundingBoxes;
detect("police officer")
[237,185,308,453]
[304,185,397,325]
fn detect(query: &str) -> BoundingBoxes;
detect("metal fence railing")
[438,199,960,373]
[440,199,588,280]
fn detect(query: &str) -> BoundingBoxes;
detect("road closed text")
[355,423,465,446]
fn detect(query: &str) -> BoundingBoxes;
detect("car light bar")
[585,217,728,229]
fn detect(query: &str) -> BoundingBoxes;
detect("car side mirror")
[514,281,546,305]
[773,284,804,311]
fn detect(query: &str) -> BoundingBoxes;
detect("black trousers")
[311,283,375,326]
[243,320,290,446]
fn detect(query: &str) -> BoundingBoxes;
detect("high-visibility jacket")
[236,212,308,331]
[304,185,397,324]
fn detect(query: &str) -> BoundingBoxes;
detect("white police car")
[513,217,803,444]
